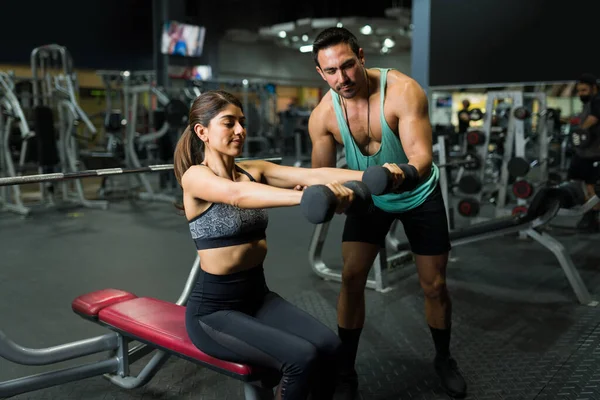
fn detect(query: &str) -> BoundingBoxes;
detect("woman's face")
[196,104,246,157]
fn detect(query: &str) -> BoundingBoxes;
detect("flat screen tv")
[161,20,206,57]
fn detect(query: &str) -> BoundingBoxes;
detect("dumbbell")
[300,181,372,224]
[361,165,394,196]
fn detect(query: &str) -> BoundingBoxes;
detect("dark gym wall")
[0,0,153,70]
[429,0,600,86]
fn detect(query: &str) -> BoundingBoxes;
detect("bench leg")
[243,383,274,400]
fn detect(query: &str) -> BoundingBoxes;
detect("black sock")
[338,326,362,374]
[429,325,451,358]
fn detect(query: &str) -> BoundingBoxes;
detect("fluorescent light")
[383,38,395,48]
[300,45,313,53]
[278,31,287,38]
[360,25,372,35]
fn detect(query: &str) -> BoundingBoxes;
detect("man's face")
[576,83,598,104]
[316,43,365,99]
[576,83,593,98]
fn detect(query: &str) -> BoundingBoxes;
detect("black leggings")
[185,266,341,399]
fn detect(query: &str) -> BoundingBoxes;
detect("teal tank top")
[331,68,439,213]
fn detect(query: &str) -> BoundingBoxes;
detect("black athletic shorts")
[342,183,451,256]
[568,153,600,184]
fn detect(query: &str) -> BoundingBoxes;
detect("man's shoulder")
[381,69,425,95]
[312,91,335,118]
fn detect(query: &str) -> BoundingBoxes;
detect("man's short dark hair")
[312,27,361,68]
[578,73,599,89]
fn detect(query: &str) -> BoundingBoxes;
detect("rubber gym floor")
[1,169,600,400]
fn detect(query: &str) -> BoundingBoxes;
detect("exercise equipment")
[0,154,287,399]
[513,106,531,120]
[458,108,484,122]
[362,165,393,196]
[0,157,282,187]
[507,157,530,177]
[512,180,533,199]
[30,44,108,211]
[512,205,528,215]
[309,175,598,301]
[96,70,190,203]
[394,183,597,305]
[300,180,371,224]
[307,157,413,293]
[457,175,482,194]
[466,130,485,146]
[192,78,277,160]
[0,72,34,216]
[0,252,279,399]
[457,198,480,217]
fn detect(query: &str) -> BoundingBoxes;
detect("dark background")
[1,0,598,86]
[429,0,600,86]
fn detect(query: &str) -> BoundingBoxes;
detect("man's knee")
[420,274,448,299]
[341,262,371,292]
[341,242,380,292]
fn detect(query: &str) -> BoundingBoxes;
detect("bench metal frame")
[0,254,275,399]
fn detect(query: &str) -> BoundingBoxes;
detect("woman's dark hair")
[173,90,243,186]
[312,27,361,68]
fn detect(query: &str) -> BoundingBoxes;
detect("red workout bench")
[72,288,278,399]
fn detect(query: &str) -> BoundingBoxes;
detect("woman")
[173,90,371,399]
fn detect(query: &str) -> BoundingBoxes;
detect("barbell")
[438,152,481,171]
[0,157,282,187]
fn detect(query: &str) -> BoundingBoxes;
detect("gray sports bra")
[188,165,269,250]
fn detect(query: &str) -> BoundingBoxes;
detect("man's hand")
[294,185,307,191]
[382,163,405,192]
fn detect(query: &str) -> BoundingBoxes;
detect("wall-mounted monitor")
[161,20,206,57]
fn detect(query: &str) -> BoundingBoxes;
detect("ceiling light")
[381,46,390,54]
[302,34,309,42]
[278,31,287,38]
[383,38,395,48]
[300,45,313,53]
[337,22,343,28]
[360,25,372,35]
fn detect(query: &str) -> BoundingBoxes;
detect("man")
[457,99,471,134]
[569,73,600,232]
[307,27,467,399]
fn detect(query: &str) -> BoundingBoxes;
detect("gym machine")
[192,78,276,159]
[16,44,108,212]
[0,72,34,216]
[96,70,189,202]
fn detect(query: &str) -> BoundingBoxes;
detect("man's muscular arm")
[395,79,433,179]
[308,106,337,168]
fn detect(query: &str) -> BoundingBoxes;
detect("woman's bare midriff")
[197,239,268,275]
